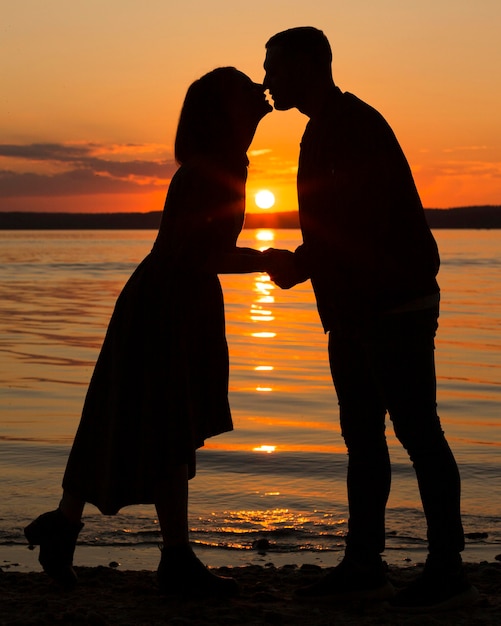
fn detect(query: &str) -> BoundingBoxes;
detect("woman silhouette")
[25,67,273,597]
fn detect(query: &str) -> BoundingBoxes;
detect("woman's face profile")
[226,72,272,149]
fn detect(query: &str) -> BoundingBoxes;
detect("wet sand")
[1,560,500,625]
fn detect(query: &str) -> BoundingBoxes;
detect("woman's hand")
[262,248,307,289]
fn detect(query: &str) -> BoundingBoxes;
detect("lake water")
[0,228,500,571]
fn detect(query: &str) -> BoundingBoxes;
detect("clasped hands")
[261,248,305,289]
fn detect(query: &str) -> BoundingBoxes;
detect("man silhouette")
[263,26,477,611]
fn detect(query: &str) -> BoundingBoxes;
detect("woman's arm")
[160,164,274,274]
[203,246,269,274]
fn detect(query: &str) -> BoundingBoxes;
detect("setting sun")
[253,445,276,454]
[255,190,275,210]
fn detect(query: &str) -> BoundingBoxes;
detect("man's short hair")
[266,27,332,67]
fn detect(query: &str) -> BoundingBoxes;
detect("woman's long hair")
[174,67,247,165]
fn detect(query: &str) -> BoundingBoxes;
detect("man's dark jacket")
[294,87,440,330]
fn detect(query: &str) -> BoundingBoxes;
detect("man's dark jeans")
[328,304,465,559]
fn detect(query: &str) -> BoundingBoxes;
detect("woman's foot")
[157,544,239,598]
[24,509,83,589]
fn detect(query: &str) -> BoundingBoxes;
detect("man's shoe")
[157,544,239,598]
[389,561,480,612]
[24,509,83,589]
[294,554,395,601]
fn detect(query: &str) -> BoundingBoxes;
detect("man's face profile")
[263,45,298,111]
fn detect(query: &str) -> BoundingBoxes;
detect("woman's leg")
[59,491,86,524]
[154,463,238,597]
[154,464,189,547]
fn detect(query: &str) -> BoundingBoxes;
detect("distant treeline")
[0,205,500,230]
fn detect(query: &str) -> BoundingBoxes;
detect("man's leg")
[373,307,477,610]
[374,307,464,558]
[294,325,394,599]
[328,324,391,559]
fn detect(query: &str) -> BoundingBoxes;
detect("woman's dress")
[62,160,247,514]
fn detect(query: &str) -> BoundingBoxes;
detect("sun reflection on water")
[254,276,274,294]
[249,230,280,401]
[256,295,274,304]
[251,277,276,336]
[255,229,275,242]
[250,303,274,322]
[221,508,304,533]
[192,504,349,551]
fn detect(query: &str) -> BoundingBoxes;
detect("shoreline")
[2,542,499,574]
[1,206,501,230]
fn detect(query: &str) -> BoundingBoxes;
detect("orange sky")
[1,1,500,214]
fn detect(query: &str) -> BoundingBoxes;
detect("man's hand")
[262,248,305,289]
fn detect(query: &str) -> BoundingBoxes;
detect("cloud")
[434,160,501,179]
[0,143,93,161]
[441,145,489,154]
[0,142,178,198]
[248,148,272,157]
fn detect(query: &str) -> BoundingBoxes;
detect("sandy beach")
[1,557,500,625]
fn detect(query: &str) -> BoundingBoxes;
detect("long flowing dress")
[62,158,248,514]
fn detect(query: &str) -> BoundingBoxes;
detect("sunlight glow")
[255,190,275,209]
[256,386,272,392]
[251,332,276,338]
[254,365,274,371]
[253,445,276,453]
